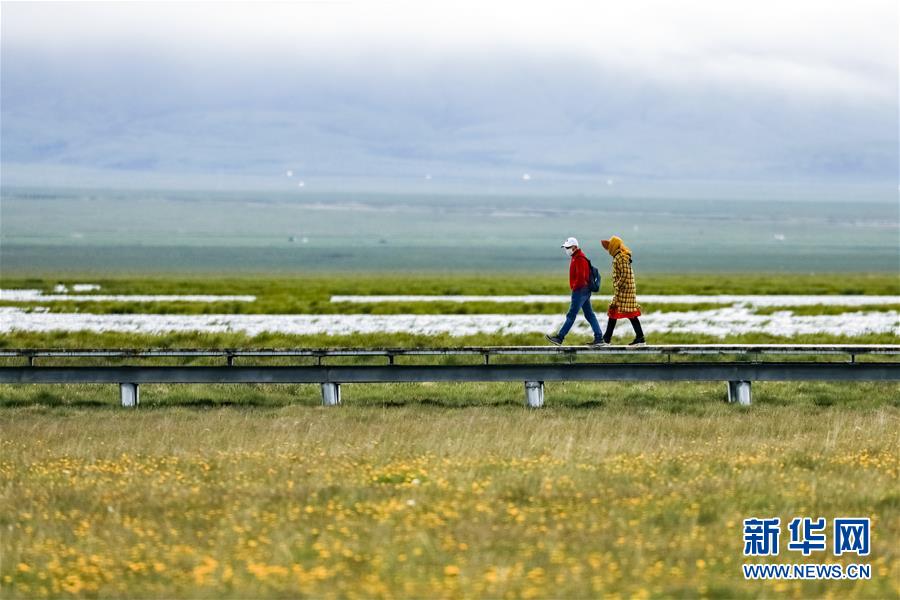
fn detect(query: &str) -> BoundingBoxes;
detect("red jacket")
[568,248,591,290]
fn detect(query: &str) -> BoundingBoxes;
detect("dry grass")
[2,404,898,598]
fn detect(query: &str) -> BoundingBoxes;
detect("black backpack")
[587,258,601,292]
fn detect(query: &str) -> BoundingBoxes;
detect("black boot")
[603,318,617,343]
[629,317,646,345]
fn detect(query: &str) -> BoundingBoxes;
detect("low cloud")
[2,1,896,191]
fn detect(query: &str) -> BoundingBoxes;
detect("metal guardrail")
[1,345,898,407]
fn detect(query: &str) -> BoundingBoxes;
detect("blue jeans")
[557,287,604,340]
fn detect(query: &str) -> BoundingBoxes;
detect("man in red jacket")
[546,237,604,346]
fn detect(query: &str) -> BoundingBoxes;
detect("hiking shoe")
[629,337,646,346]
[589,339,609,347]
[545,334,563,346]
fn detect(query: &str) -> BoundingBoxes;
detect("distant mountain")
[2,35,896,192]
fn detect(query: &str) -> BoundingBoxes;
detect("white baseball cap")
[561,237,579,248]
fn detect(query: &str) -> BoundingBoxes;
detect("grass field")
[1,273,898,598]
[2,405,898,599]
[3,272,899,315]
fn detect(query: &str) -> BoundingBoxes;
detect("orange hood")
[604,236,631,257]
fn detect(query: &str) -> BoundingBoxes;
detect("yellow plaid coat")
[609,250,641,315]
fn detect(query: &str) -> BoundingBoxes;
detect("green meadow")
[3,272,898,316]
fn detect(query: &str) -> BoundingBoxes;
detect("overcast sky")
[1,1,897,196]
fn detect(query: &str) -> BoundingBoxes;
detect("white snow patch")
[330,294,900,307]
[1,290,256,303]
[0,307,895,338]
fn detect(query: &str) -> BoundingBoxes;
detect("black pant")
[603,317,644,342]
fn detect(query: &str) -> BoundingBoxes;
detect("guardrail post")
[120,383,139,407]
[727,380,751,405]
[321,382,341,406]
[525,381,544,408]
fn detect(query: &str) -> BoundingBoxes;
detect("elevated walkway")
[2,345,897,407]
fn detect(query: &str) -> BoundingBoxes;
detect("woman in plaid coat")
[600,236,646,345]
